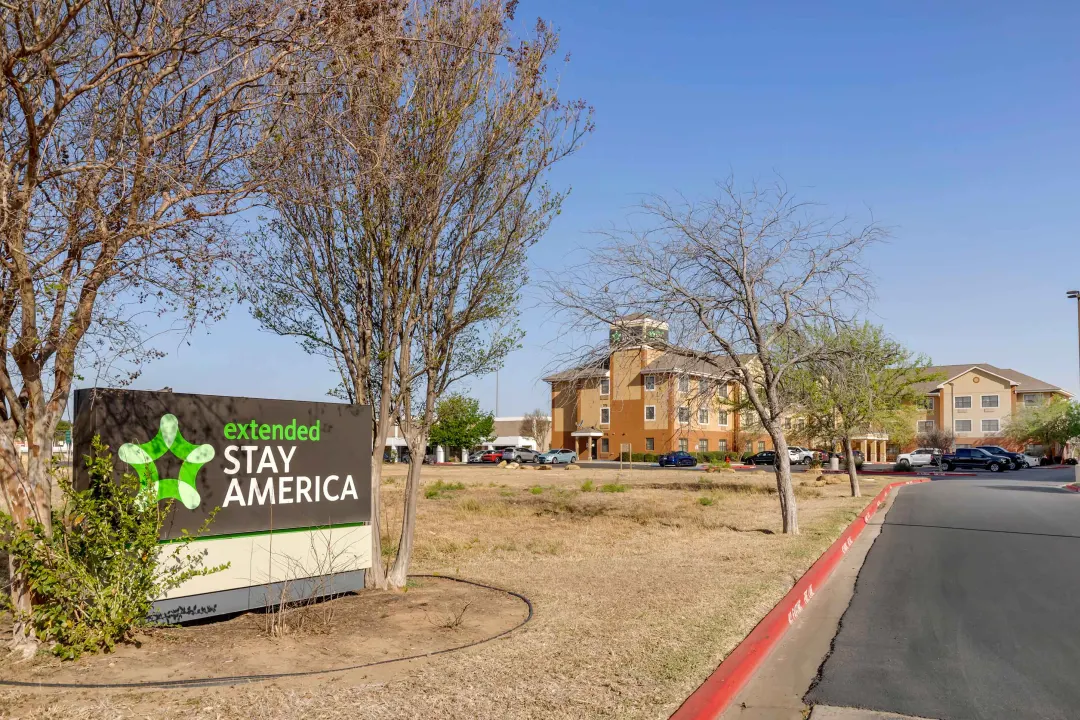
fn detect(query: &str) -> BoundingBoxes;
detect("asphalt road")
[805,467,1080,720]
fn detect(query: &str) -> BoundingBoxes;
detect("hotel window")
[600,377,609,396]
[783,417,792,430]
[917,420,934,433]
[745,441,752,453]
[718,382,729,399]
[698,408,709,424]
[601,438,609,453]
[982,419,1000,433]
[954,396,972,409]
[718,439,728,452]
[758,441,766,452]
[955,419,972,433]
[679,438,688,452]
[1024,393,1039,406]
[600,406,610,424]
[645,405,656,421]
[698,439,708,453]
[679,376,690,392]
[718,411,728,426]
[678,406,690,423]
[645,437,654,451]
[981,395,998,408]
[644,375,655,391]
[926,396,935,410]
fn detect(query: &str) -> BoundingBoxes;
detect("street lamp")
[1069,291,1080,390]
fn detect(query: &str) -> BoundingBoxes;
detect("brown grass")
[1,465,882,719]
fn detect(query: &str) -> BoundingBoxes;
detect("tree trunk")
[771,432,799,534]
[844,436,860,498]
[387,443,423,588]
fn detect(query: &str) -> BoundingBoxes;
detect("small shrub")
[458,498,482,512]
[697,496,714,506]
[537,464,552,471]
[0,437,225,659]
[529,485,544,495]
[600,483,626,493]
[425,479,466,499]
[580,479,595,492]
[808,458,823,471]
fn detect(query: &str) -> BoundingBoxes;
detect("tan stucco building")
[910,364,1072,453]
[544,316,773,460]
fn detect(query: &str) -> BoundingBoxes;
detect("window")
[718,439,728,452]
[954,396,972,409]
[982,419,1000,433]
[741,410,754,427]
[698,408,709,424]
[699,439,708,453]
[679,438,688,452]
[645,437,654,451]
[758,441,766,452]
[1024,393,1039,406]
[917,420,935,433]
[718,411,728,426]
[600,378,609,396]
[678,406,690,423]
[981,395,999,408]
[718,382,729,399]
[645,405,656,421]
[955,419,972,432]
[679,376,689,392]
[601,438,609,454]
[783,417,792,430]
[745,441,753,453]
[644,375,655,391]
[600,406,610,425]
[926,396,936,410]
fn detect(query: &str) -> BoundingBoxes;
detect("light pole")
[1069,291,1080,391]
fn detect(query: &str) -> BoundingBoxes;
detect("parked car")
[942,447,1011,472]
[479,450,502,463]
[502,447,539,463]
[748,450,778,465]
[537,448,577,464]
[978,445,1026,470]
[895,448,941,469]
[468,451,485,464]
[1021,452,1043,468]
[658,450,698,467]
[787,446,816,464]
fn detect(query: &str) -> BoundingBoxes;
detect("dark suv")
[978,445,1025,470]
[658,450,698,467]
[942,448,1011,472]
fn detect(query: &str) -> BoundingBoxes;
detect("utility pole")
[1069,291,1080,392]
[495,369,499,417]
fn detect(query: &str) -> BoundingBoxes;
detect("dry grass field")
[1,464,881,720]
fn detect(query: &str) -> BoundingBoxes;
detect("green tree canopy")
[1004,398,1080,457]
[786,323,940,496]
[428,394,495,452]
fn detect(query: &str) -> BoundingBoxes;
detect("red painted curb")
[1064,484,1080,493]
[668,478,929,720]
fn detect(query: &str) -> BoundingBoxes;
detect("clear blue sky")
[129,0,1080,414]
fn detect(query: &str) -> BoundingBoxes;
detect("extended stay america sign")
[73,388,372,539]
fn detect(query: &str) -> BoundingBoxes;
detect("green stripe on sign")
[158,521,370,544]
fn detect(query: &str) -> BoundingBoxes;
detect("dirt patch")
[0,467,887,720]
[0,576,524,692]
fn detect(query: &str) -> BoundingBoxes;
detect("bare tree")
[0,0,301,654]
[519,410,551,451]
[916,426,955,455]
[551,180,883,533]
[246,0,590,588]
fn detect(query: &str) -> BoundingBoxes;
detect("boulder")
[564,464,581,471]
[507,462,520,469]
[497,460,508,468]
[537,464,552,471]
[519,464,535,470]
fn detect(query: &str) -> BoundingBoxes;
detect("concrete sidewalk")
[810,707,933,720]
[719,488,902,720]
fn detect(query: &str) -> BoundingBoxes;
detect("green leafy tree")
[787,323,940,497]
[1004,398,1080,461]
[428,394,495,455]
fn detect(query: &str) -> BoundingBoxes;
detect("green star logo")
[118,414,215,510]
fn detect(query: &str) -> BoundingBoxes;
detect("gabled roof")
[542,359,609,383]
[915,363,1072,397]
[641,351,735,378]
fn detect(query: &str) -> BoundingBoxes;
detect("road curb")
[668,478,929,720]
[1063,484,1080,493]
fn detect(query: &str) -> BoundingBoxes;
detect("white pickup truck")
[896,448,941,469]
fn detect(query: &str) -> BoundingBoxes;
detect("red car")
[480,450,502,463]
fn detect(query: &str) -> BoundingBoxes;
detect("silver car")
[502,447,539,463]
[537,448,577,464]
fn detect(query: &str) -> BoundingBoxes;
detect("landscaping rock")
[507,462,520,469]
[537,464,551,471]
[519,464,535,470]
[497,460,508,468]
[565,464,581,471]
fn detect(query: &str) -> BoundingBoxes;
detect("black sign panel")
[73,388,371,539]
